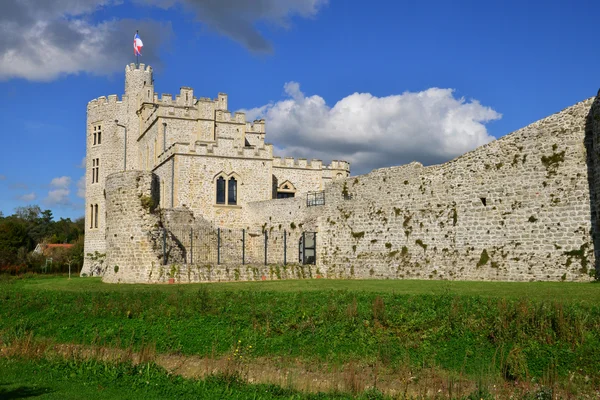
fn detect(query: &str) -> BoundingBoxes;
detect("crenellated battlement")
[273,156,323,169]
[324,160,351,172]
[88,94,122,108]
[156,138,273,165]
[125,63,152,73]
[246,119,266,133]
[215,110,246,124]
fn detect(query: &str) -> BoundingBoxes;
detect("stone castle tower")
[81,64,350,275]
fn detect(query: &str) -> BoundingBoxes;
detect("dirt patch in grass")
[2,337,598,399]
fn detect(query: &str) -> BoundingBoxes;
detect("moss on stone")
[477,249,489,267]
[541,151,565,176]
[351,231,365,239]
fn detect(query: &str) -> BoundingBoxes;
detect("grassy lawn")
[12,274,600,304]
[1,275,600,398]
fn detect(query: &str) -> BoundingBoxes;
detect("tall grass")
[1,281,599,386]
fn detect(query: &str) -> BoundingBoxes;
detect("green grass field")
[1,275,600,398]
[12,275,600,303]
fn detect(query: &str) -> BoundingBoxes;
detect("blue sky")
[1,0,599,220]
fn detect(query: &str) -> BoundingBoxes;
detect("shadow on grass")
[0,384,53,399]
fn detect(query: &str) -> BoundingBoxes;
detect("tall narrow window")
[94,204,98,229]
[228,177,237,205]
[91,159,96,183]
[95,159,100,183]
[90,205,94,229]
[93,125,102,145]
[216,177,225,204]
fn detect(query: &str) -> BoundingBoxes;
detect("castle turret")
[125,63,153,102]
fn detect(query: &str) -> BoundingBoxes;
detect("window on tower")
[228,177,237,205]
[93,125,102,145]
[215,174,240,206]
[216,177,226,204]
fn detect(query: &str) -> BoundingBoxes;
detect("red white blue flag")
[134,33,143,56]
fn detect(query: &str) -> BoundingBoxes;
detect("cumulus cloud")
[18,193,37,202]
[1,0,325,80]
[242,83,501,175]
[46,189,71,206]
[77,176,86,199]
[50,176,72,189]
[0,0,172,81]
[44,175,73,206]
[77,157,86,169]
[140,0,327,52]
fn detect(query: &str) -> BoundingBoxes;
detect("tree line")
[0,205,84,274]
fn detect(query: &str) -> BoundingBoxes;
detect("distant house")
[33,243,74,256]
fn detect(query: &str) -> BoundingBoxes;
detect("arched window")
[215,173,240,205]
[276,180,296,199]
[228,177,237,205]
[216,177,226,204]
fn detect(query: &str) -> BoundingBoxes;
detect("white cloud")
[78,157,86,169]
[44,175,75,206]
[50,176,72,189]
[45,188,71,206]
[77,176,86,198]
[0,0,172,81]
[1,0,325,80]
[18,193,36,202]
[242,83,501,175]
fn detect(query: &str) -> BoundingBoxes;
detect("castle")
[82,64,350,276]
[83,64,600,283]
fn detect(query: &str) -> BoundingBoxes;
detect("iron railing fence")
[306,191,325,207]
[163,227,314,266]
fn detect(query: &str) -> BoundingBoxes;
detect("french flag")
[134,32,143,56]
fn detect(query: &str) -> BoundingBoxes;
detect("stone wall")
[102,171,161,283]
[87,63,600,283]
[83,64,348,276]
[247,95,599,282]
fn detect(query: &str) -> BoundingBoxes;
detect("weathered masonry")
[83,63,600,283]
[82,64,349,277]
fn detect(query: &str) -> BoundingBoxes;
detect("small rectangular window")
[94,204,98,229]
[277,192,295,199]
[93,125,102,145]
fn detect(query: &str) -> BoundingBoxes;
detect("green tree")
[0,217,32,267]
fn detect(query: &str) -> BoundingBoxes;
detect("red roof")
[46,244,74,249]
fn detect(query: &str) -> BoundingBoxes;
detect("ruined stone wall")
[313,97,597,281]
[102,171,161,283]
[243,95,600,282]
[586,92,600,272]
